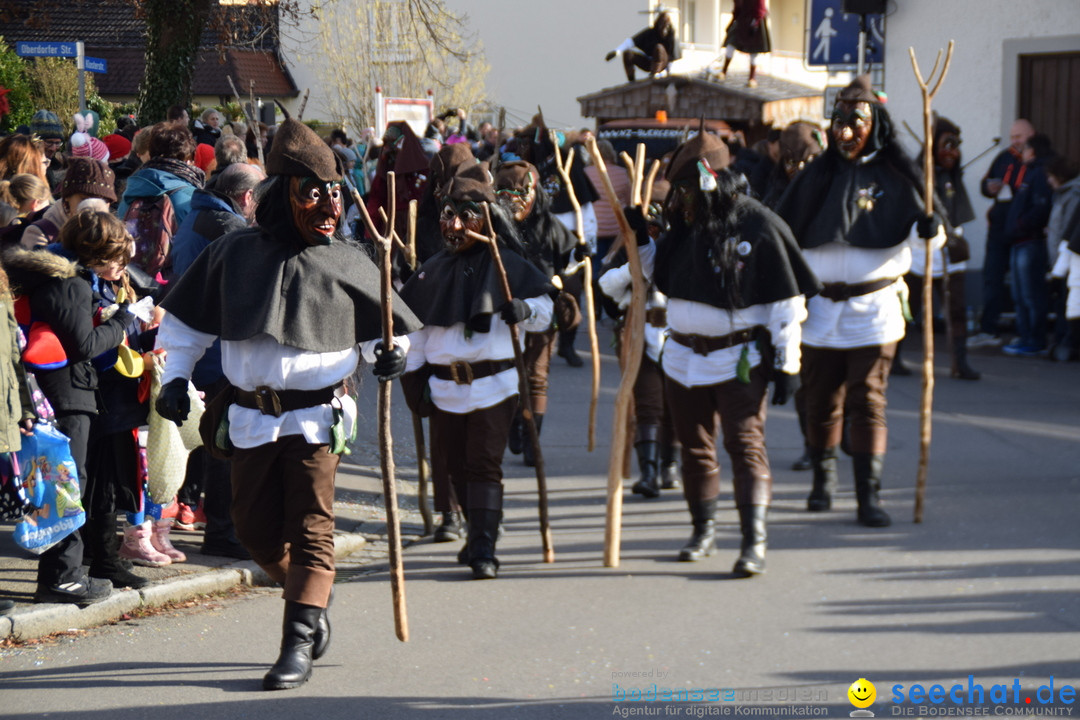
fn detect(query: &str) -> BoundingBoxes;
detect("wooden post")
[909,41,955,524]
[342,172,409,641]
[585,137,647,568]
[549,131,601,452]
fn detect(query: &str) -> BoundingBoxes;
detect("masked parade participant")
[776,76,945,527]
[399,163,554,580]
[905,115,980,380]
[154,118,421,690]
[494,161,581,467]
[644,127,819,576]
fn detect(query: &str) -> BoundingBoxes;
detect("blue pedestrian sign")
[15,41,78,58]
[806,0,885,68]
[83,57,107,74]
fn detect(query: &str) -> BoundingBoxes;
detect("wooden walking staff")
[548,131,601,452]
[910,40,955,524]
[406,198,433,535]
[343,171,410,641]
[585,136,648,568]
[465,205,555,563]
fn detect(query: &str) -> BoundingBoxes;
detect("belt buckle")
[449,361,474,385]
[691,335,710,356]
[254,385,283,417]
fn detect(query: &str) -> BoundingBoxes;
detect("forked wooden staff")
[585,137,648,568]
[343,170,409,641]
[465,205,555,562]
[405,199,434,536]
[548,131,601,452]
[910,40,955,524]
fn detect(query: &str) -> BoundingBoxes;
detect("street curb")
[2,532,367,644]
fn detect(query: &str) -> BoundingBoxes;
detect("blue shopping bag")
[13,423,85,554]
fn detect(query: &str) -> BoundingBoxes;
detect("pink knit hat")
[70,112,110,161]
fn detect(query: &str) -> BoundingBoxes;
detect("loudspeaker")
[843,0,887,14]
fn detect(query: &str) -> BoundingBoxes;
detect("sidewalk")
[0,458,429,643]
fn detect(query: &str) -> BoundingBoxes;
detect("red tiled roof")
[92,47,298,99]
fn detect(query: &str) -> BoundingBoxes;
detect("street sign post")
[16,40,97,112]
[805,0,885,69]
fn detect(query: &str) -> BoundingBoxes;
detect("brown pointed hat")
[494,160,539,191]
[429,141,477,189]
[836,74,883,104]
[265,118,343,182]
[439,161,495,204]
[666,121,731,184]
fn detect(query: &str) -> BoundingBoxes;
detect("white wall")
[879,0,1080,270]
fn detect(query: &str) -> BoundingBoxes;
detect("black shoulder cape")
[776,153,925,250]
[160,227,422,352]
[655,196,821,310]
[399,242,555,333]
[935,165,975,226]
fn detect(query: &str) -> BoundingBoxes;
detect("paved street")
[1,331,1078,719]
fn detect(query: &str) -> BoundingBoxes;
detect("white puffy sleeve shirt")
[158,313,408,449]
[801,223,943,349]
[403,295,553,414]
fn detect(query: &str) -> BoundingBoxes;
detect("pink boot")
[119,520,172,567]
[151,518,187,563]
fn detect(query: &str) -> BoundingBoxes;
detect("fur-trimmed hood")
[2,246,80,297]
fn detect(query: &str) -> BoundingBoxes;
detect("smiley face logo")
[848,678,877,709]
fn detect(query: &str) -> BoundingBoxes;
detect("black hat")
[429,142,477,188]
[265,118,343,182]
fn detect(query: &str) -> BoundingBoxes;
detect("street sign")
[806,0,885,68]
[15,41,78,58]
[83,57,107,74]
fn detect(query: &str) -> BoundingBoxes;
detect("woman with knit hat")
[19,158,117,250]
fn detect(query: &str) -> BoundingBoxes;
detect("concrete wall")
[879,0,1080,271]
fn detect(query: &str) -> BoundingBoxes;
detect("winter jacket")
[169,187,247,387]
[1005,159,1053,246]
[0,288,33,453]
[117,166,199,226]
[1,247,131,415]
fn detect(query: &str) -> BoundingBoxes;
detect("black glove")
[500,298,531,325]
[622,205,650,246]
[155,378,191,426]
[372,342,407,383]
[917,215,941,240]
[605,50,617,62]
[573,245,590,262]
[771,372,800,406]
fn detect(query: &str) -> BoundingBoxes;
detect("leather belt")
[669,326,764,356]
[234,383,344,417]
[819,277,897,302]
[645,307,667,328]
[430,359,515,385]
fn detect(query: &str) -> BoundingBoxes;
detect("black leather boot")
[87,513,148,590]
[659,445,680,489]
[263,601,321,690]
[631,440,660,498]
[732,505,767,577]
[312,586,332,661]
[853,453,892,527]
[951,337,981,380]
[791,445,812,471]
[522,413,544,467]
[806,447,838,512]
[678,497,718,562]
[466,508,502,580]
[434,511,464,543]
[507,413,524,455]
